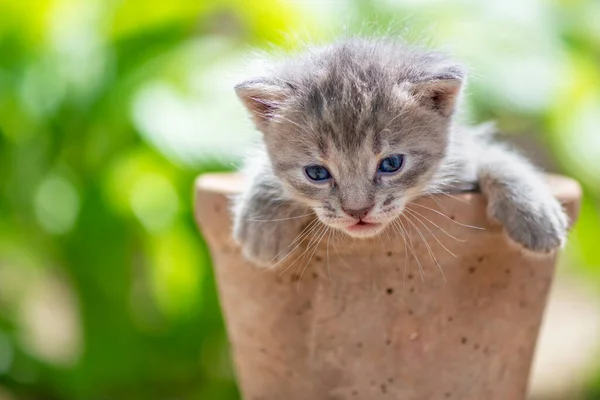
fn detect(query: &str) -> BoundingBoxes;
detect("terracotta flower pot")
[194,173,581,400]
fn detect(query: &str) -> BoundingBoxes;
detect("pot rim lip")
[195,172,582,205]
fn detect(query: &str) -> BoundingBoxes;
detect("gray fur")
[232,38,568,267]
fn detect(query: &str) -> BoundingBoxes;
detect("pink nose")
[342,206,372,220]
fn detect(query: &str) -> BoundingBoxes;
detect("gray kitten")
[232,38,568,267]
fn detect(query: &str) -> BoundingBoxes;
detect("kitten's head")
[235,40,465,238]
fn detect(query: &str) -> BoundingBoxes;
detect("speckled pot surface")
[194,173,581,400]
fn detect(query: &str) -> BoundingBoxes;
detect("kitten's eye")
[304,165,332,182]
[378,154,404,174]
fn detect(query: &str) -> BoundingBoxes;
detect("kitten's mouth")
[345,220,383,236]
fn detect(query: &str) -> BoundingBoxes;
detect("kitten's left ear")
[410,69,466,117]
[234,78,291,131]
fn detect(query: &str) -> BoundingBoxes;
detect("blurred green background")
[1,0,600,399]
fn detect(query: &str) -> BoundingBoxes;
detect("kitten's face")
[235,40,463,238]
[261,91,452,238]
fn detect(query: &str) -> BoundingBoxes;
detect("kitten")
[232,38,568,267]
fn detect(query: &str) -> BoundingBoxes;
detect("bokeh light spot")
[148,227,204,319]
[130,174,179,233]
[0,330,14,375]
[18,273,82,367]
[34,174,80,235]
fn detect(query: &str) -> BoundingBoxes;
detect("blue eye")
[304,165,331,182]
[378,154,404,174]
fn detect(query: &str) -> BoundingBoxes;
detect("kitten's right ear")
[234,79,291,130]
[409,66,467,117]
[410,78,463,117]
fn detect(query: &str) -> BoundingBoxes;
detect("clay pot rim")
[196,172,582,205]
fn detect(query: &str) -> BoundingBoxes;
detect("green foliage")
[0,0,599,399]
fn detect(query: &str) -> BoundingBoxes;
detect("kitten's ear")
[234,79,291,130]
[410,70,465,117]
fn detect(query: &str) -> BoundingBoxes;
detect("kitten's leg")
[232,161,314,268]
[472,143,568,252]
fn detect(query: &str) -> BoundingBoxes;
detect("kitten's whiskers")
[404,207,458,258]
[267,218,321,270]
[402,211,447,282]
[411,203,484,230]
[279,222,327,276]
[395,217,425,281]
[296,225,329,288]
[405,206,465,243]
[246,212,315,222]
[389,219,410,292]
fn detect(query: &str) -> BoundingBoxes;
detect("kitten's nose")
[342,206,372,220]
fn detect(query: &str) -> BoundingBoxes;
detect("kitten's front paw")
[233,218,310,268]
[489,196,568,253]
[233,221,282,268]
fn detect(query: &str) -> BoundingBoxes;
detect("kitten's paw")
[233,218,306,268]
[234,222,279,268]
[489,196,568,253]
